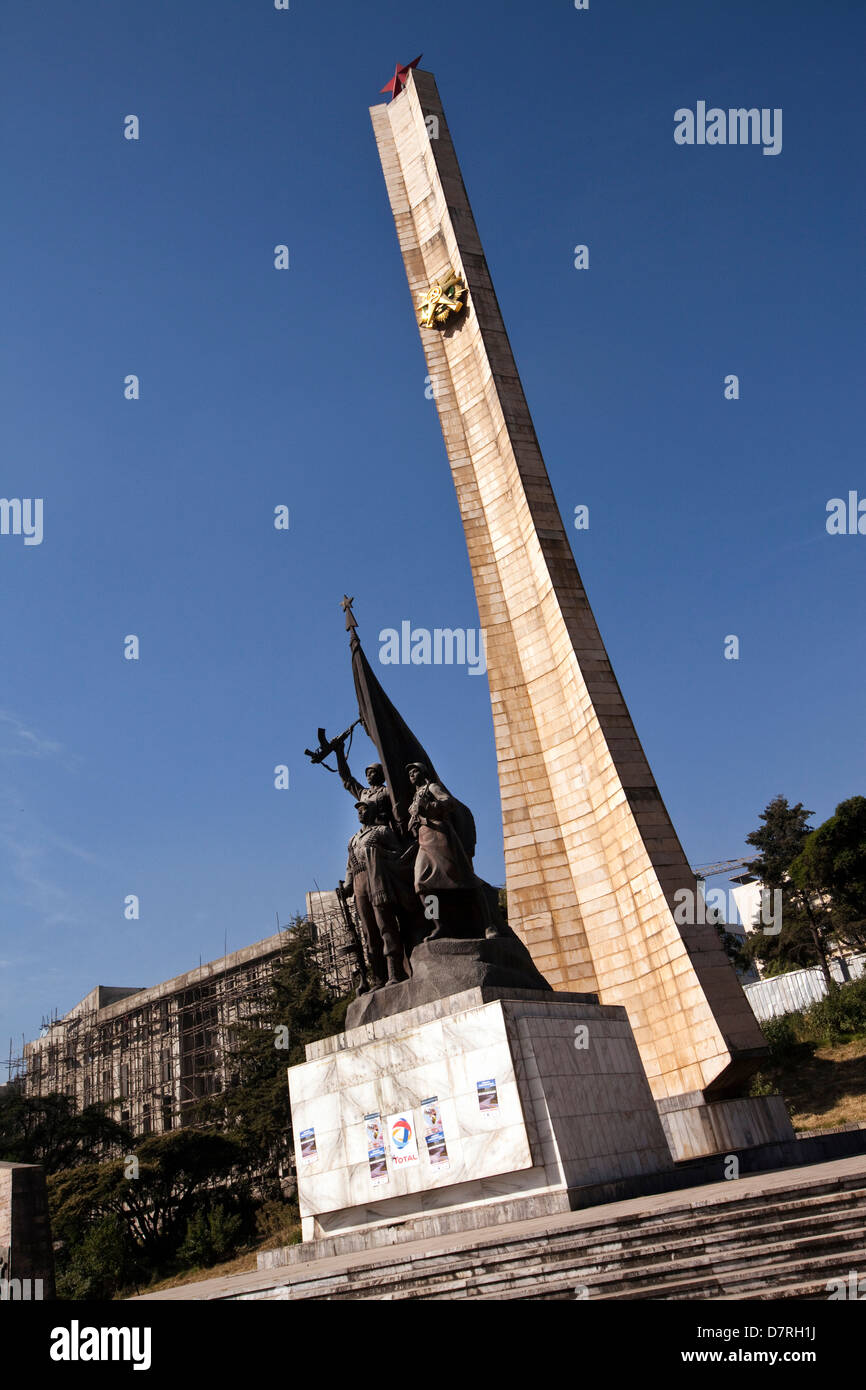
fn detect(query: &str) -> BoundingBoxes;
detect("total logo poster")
[386,1111,420,1167]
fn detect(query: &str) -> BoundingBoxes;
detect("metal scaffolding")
[8,903,362,1140]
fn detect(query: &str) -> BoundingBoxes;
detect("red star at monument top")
[380,54,422,100]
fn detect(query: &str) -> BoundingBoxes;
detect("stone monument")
[285,61,792,1248]
[291,608,679,1242]
[367,61,789,1158]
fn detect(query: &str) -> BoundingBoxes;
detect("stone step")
[284,1190,866,1293]
[489,1190,866,1267]
[263,1166,866,1272]
[281,1193,866,1301]
[363,1238,866,1302]
[724,1277,849,1302]
[348,1236,866,1303]
[603,1243,866,1302]
[530,1177,866,1251]
[465,1247,866,1303]
[137,1158,866,1302]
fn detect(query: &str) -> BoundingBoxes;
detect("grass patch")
[134,1250,260,1295]
[119,1209,304,1297]
[749,976,866,1131]
[750,1035,866,1132]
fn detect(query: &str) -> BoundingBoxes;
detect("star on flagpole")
[380,54,422,100]
[340,594,358,632]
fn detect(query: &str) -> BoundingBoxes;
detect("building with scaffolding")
[305,888,364,994]
[18,902,361,1139]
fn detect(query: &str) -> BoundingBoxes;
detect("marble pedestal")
[288,987,674,1242]
[658,1091,794,1161]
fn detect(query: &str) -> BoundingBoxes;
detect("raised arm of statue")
[335,739,364,800]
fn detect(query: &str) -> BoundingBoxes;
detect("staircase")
[239,1165,866,1301]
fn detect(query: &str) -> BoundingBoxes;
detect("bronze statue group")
[306,608,506,994]
[337,745,502,992]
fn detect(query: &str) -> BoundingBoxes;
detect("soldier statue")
[342,800,413,989]
[305,597,506,986]
[406,761,491,940]
[334,745,397,834]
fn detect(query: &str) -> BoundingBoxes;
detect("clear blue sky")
[2,0,864,1058]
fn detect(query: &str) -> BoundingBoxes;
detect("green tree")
[196,919,351,1192]
[790,797,866,954]
[0,1089,132,1173]
[745,795,814,886]
[740,795,839,987]
[49,1129,248,1270]
[742,795,866,988]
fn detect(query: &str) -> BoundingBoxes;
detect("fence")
[743,954,866,1022]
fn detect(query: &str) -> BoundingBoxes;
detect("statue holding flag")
[343,800,413,988]
[305,597,513,975]
[303,597,550,1018]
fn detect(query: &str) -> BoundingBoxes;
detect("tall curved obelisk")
[371,67,781,1155]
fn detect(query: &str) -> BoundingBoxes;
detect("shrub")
[760,1012,805,1057]
[255,1197,301,1246]
[177,1204,245,1269]
[748,1071,777,1098]
[55,1215,136,1301]
[804,975,866,1045]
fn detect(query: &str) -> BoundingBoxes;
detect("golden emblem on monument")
[417,269,467,328]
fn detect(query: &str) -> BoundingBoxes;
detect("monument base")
[289,986,674,1243]
[344,934,551,1030]
[658,1091,794,1162]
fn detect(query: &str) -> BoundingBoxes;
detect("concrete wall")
[0,1162,55,1298]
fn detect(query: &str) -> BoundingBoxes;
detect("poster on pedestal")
[365,1113,389,1185]
[421,1097,450,1168]
[299,1126,317,1163]
[387,1111,420,1168]
[476,1078,499,1115]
